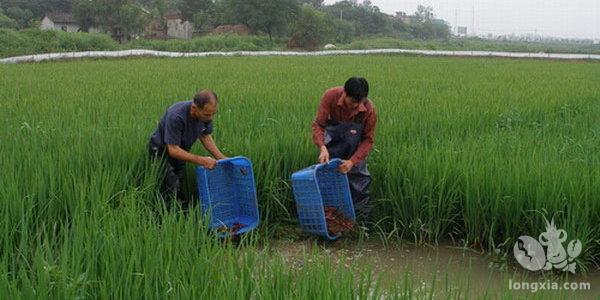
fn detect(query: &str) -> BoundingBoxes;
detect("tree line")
[0,0,452,48]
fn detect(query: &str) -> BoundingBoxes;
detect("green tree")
[178,0,213,23]
[116,2,149,40]
[298,0,323,9]
[48,0,73,12]
[289,4,330,49]
[73,0,96,32]
[211,0,234,26]
[74,0,149,41]
[414,5,433,23]
[322,0,391,36]
[390,11,409,35]
[329,17,354,43]
[227,0,299,41]
[431,20,451,39]
[408,5,450,40]
[0,4,17,28]
[152,0,167,17]
[5,6,33,28]
[192,10,213,31]
[146,0,167,33]
[1,0,73,18]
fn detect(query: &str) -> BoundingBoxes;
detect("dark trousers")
[148,144,190,210]
[347,159,372,222]
[324,119,373,223]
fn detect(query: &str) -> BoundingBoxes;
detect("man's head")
[343,77,369,109]
[191,89,218,122]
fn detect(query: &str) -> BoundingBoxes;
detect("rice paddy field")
[0,55,599,298]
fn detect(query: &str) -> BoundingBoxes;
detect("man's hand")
[167,145,218,169]
[338,160,354,174]
[318,146,330,164]
[196,156,217,170]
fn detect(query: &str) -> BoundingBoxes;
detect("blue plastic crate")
[196,156,259,237]
[291,159,356,240]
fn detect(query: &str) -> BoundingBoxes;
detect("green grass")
[0,55,599,297]
[0,28,118,58]
[339,37,600,54]
[126,34,283,53]
[0,29,282,58]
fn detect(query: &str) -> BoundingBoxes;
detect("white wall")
[63,24,80,32]
[40,17,55,30]
[167,19,193,40]
[3,49,600,65]
[39,17,80,32]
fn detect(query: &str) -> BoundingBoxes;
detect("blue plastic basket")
[291,159,356,240]
[196,156,259,237]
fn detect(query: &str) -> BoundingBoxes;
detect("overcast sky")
[324,0,600,39]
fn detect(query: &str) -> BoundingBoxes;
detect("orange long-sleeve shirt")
[311,87,377,165]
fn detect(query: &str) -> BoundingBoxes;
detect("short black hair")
[193,89,218,108]
[344,77,369,102]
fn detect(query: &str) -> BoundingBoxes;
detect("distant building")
[404,16,419,25]
[40,13,79,32]
[594,40,600,45]
[457,26,467,37]
[165,10,193,40]
[394,11,408,23]
[40,13,102,34]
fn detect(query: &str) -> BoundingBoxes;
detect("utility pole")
[340,9,343,20]
[454,8,458,34]
[471,6,475,37]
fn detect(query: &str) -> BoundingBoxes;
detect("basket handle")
[313,158,342,170]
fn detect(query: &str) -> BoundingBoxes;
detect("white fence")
[1,49,599,64]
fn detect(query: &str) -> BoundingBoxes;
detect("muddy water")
[268,239,600,299]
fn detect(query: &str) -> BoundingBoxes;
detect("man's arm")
[312,90,334,163]
[311,107,328,148]
[167,145,217,169]
[162,113,217,169]
[199,134,226,160]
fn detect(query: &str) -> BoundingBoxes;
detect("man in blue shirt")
[149,89,226,208]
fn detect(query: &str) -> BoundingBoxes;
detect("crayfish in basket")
[324,206,355,236]
[217,222,246,236]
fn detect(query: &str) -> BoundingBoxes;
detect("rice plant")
[0,55,598,297]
